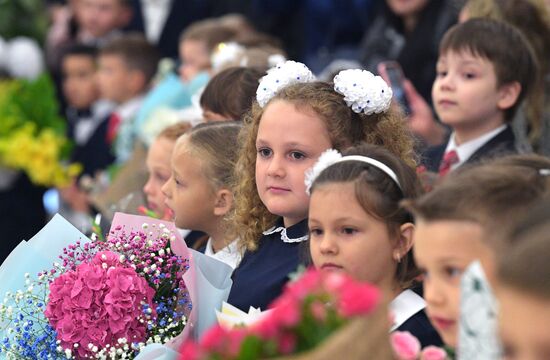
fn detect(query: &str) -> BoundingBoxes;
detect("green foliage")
[0,0,48,43]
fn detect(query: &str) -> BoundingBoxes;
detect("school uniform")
[422,125,518,175]
[391,290,444,348]
[227,218,309,312]
[204,238,242,270]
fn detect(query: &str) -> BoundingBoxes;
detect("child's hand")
[403,80,447,146]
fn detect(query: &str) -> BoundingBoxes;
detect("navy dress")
[227,218,309,311]
[397,310,444,348]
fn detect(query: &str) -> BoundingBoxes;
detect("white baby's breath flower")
[5,37,44,80]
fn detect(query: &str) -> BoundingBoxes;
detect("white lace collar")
[262,221,309,243]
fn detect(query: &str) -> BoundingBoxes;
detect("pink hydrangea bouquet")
[178,268,381,359]
[391,331,452,360]
[0,214,190,359]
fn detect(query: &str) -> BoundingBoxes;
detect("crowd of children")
[4,0,550,357]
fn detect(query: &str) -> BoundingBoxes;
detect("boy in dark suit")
[422,19,537,176]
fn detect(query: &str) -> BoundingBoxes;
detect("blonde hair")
[183,121,242,190]
[157,121,192,142]
[233,81,416,251]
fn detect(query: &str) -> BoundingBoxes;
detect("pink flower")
[421,346,447,360]
[250,313,280,339]
[201,325,228,353]
[391,331,421,360]
[278,332,296,354]
[45,251,156,357]
[310,300,327,322]
[284,267,321,300]
[270,293,301,327]
[337,281,380,317]
[178,342,203,360]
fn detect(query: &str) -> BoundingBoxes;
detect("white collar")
[445,125,507,169]
[389,289,426,331]
[204,238,242,269]
[115,96,144,120]
[262,226,309,243]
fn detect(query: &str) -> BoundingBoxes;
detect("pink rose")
[250,312,280,339]
[421,346,447,360]
[270,293,301,327]
[277,332,296,354]
[337,281,380,317]
[310,300,327,321]
[178,341,203,360]
[391,331,421,360]
[285,268,321,300]
[201,325,229,352]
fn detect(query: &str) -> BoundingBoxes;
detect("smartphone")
[378,61,412,116]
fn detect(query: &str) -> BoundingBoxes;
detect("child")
[161,122,243,269]
[97,33,160,163]
[403,153,550,349]
[496,198,550,360]
[61,44,114,177]
[177,19,238,84]
[423,18,537,176]
[143,122,191,220]
[199,66,265,122]
[307,143,442,347]
[227,61,416,311]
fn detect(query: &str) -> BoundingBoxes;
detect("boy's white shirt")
[389,289,426,331]
[445,124,507,170]
[204,238,242,270]
[140,0,173,44]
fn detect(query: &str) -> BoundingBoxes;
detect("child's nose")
[266,155,285,178]
[438,73,455,91]
[319,233,338,254]
[423,276,445,307]
[160,178,172,198]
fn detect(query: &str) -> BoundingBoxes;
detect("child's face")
[179,39,210,83]
[97,54,133,103]
[62,54,98,109]
[161,137,217,231]
[255,100,332,227]
[432,50,508,133]
[413,219,490,347]
[309,182,398,289]
[386,0,429,17]
[76,0,130,38]
[143,137,175,218]
[498,286,550,360]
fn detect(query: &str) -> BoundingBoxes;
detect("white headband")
[305,149,402,195]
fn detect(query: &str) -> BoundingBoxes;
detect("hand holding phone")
[377,61,412,116]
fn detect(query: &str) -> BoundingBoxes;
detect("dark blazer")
[397,310,444,348]
[126,0,211,59]
[422,126,518,173]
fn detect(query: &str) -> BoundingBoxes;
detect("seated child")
[61,44,114,177]
[58,44,114,231]
[143,122,191,220]
[496,197,550,360]
[227,61,416,311]
[199,66,265,122]
[422,18,537,176]
[403,153,550,352]
[161,121,243,269]
[307,143,442,347]
[97,32,160,163]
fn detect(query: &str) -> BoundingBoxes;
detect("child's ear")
[213,188,233,216]
[497,81,521,111]
[128,70,146,94]
[393,223,415,263]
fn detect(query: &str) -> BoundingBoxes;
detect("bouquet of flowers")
[0,74,81,187]
[179,268,382,360]
[391,331,452,360]
[0,213,191,359]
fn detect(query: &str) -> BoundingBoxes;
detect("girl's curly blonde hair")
[232,81,417,251]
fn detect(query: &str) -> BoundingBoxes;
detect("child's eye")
[340,227,357,235]
[309,228,323,237]
[436,70,447,78]
[257,148,272,158]
[443,266,462,279]
[289,151,306,160]
[463,72,476,79]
